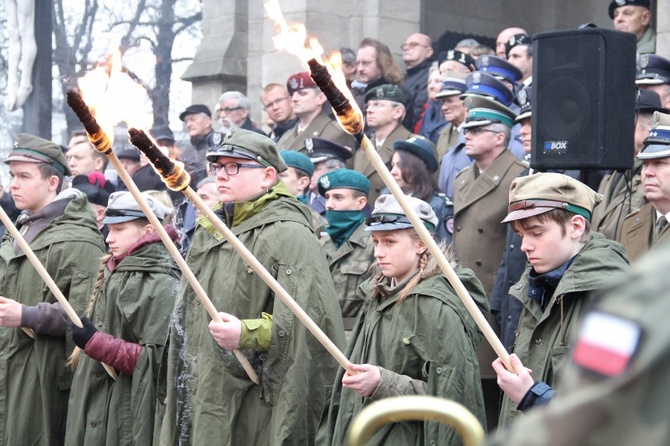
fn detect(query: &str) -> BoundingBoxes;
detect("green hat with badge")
[280,150,314,177]
[318,168,370,196]
[206,128,287,173]
[5,133,71,176]
[364,84,407,106]
[462,95,518,129]
[502,172,603,223]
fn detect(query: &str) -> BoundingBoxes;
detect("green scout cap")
[280,150,314,177]
[5,133,71,176]
[462,95,517,129]
[317,168,370,196]
[206,128,287,173]
[502,172,603,223]
[364,84,407,106]
[365,194,438,232]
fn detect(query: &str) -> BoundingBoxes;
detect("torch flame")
[77,49,151,146]
[264,0,362,127]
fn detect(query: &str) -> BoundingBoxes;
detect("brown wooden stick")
[129,129,353,373]
[0,205,118,379]
[66,89,258,383]
[306,59,512,370]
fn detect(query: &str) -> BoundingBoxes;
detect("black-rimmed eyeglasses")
[209,161,265,176]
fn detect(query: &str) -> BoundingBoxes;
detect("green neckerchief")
[325,209,365,249]
[197,181,294,240]
[296,194,309,205]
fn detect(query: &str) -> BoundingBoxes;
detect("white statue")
[5,0,37,111]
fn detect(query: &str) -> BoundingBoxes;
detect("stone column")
[657,1,669,59]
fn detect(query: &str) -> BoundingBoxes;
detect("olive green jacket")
[320,221,375,326]
[157,186,345,446]
[488,240,670,446]
[318,254,489,446]
[0,194,105,445]
[66,241,179,445]
[498,233,630,427]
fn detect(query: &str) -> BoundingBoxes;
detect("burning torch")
[66,89,260,384]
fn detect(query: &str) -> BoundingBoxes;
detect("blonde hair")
[144,190,175,225]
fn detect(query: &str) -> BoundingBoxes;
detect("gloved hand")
[71,316,98,349]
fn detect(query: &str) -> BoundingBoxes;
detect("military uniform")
[354,125,413,205]
[488,239,670,446]
[592,161,645,241]
[320,223,374,329]
[619,202,670,261]
[276,112,355,154]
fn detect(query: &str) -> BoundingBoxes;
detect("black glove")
[71,316,98,349]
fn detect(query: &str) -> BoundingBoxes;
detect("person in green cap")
[317,194,489,446]
[279,149,328,235]
[0,133,106,444]
[156,128,345,446]
[317,169,375,335]
[491,172,630,427]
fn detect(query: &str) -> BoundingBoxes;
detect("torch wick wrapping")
[66,89,113,155]
[128,128,190,191]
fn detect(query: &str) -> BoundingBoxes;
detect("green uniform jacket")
[318,258,490,446]
[591,161,645,241]
[453,150,527,379]
[619,202,670,262]
[276,112,356,158]
[353,125,414,205]
[320,221,375,325]
[157,192,346,446]
[0,195,105,445]
[498,233,630,427]
[65,242,179,445]
[487,240,670,446]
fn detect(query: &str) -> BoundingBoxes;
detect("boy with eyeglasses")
[157,128,345,445]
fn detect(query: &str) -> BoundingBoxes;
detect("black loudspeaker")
[531,28,636,171]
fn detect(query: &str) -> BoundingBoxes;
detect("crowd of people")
[0,0,669,444]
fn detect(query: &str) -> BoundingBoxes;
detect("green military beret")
[5,133,71,175]
[280,150,314,177]
[206,128,287,173]
[318,168,370,196]
[364,84,407,106]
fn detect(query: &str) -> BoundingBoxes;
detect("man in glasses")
[157,128,345,445]
[452,93,527,431]
[217,90,266,136]
[402,33,434,130]
[261,83,297,142]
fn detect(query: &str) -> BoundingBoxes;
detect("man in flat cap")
[179,103,214,186]
[619,112,670,261]
[276,71,355,154]
[354,84,414,204]
[492,172,630,427]
[318,169,374,336]
[637,54,670,109]
[157,128,345,445]
[452,94,527,430]
[610,0,655,54]
[592,89,667,240]
[0,134,106,443]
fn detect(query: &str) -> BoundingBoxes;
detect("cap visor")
[461,119,494,129]
[206,151,255,163]
[101,215,140,225]
[364,222,414,232]
[4,155,45,165]
[515,111,532,122]
[501,207,554,224]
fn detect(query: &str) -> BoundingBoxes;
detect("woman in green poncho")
[65,191,180,445]
[318,194,489,446]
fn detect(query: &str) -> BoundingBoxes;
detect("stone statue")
[5,0,37,111]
